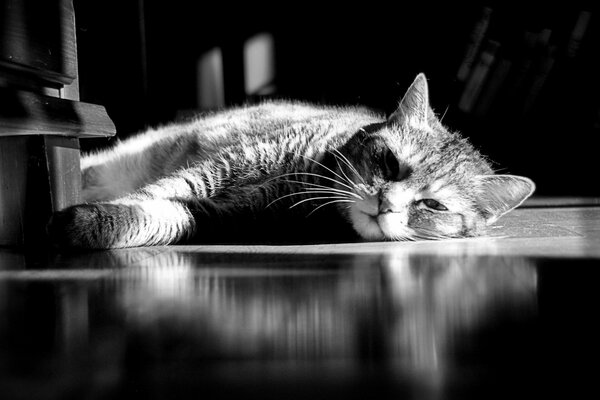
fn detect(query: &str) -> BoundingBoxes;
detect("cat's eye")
[420,199,448,211]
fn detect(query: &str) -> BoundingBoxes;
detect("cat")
[48,73,535,249]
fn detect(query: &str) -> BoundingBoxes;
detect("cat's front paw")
[47,204,103,249]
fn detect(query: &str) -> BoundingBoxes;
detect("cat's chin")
[348,206,385,241]
[348,207,412,242]
[376,213,416,241]
[348,204,418,242]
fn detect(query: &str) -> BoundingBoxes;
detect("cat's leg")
[49,166,269,249]
[49,167,206,248]
[49,198,197,249]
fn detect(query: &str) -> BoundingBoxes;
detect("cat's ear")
[388,73,435,128]
[473,175,536,224]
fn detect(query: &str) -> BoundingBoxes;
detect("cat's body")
[81,101,376,203]
[50,74,535,249]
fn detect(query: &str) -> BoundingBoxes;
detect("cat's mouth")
[348,199,419,241]
[367,211,414,241]
[365,213,387,240]
[376,212,414,241]
[347,201,386,240]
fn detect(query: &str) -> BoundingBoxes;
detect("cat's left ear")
[388,73,437,128]
[473,175,536,224]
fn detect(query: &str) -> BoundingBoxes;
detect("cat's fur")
[49,74,535,249]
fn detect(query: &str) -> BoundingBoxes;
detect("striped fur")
[49,74,535,249]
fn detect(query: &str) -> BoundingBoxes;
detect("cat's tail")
[48,199,196,249]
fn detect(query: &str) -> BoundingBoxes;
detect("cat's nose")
[378,186,414,214]
[379,197,394,214]
[378,196,409,226]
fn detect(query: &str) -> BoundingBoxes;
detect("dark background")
[73,2,599,197]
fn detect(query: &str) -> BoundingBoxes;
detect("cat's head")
[334,73,535,241]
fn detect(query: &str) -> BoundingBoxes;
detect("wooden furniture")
[0,0,115,246]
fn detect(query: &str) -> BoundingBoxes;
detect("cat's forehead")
[378,123,434,148]
[382,125,489,174]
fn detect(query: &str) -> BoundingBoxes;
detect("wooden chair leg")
[0,136,81,247]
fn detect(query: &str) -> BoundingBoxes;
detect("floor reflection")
[120,250,537,363]
[0,245,539,398]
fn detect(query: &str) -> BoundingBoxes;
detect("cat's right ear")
[388,73,433,129]
[473,175,536,224]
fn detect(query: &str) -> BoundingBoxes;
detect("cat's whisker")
[410,229,436,240]
[330,149,366,185]
[280,179,363,200]
[304,186,362,199]
[412,227,452,241]
[412,233,435,241]
[266,172,356,192]
[266,190,356,208]
[297,153,357,188]
[387,230,416,242]
[306,199,355,217]
[332,156,357,190]
[289,195,352,210]
[439,105,450,123]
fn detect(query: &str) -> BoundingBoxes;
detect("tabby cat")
[49,74,535,249]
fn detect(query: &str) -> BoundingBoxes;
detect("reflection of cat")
[49,74,534,249]
[111,248,537,372]
[382,252,537,372]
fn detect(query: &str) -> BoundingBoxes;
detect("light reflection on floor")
[0,244,541,399]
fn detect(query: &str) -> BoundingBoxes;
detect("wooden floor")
[1,197,599,399]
